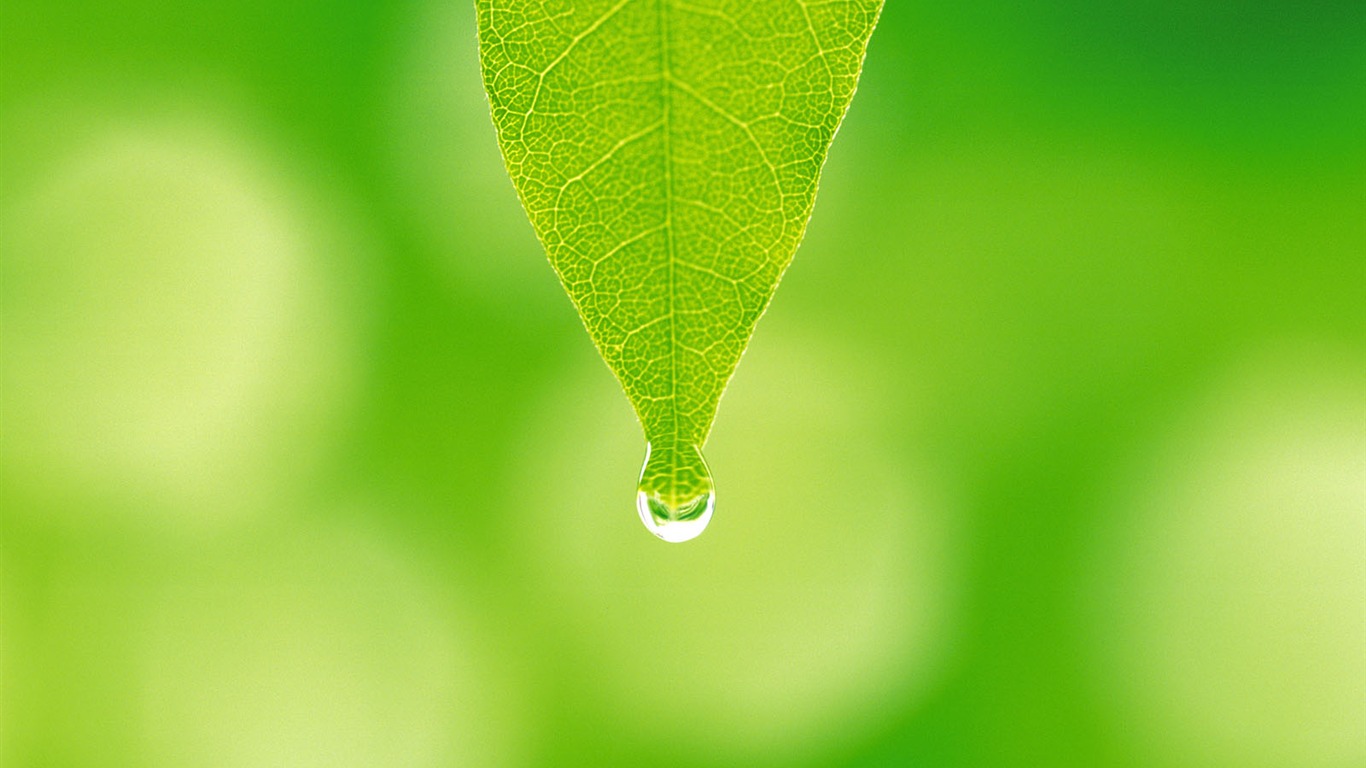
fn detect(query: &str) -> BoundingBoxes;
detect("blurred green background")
[2,1,1363,766]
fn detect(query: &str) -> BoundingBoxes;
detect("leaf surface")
[476,0,882,537]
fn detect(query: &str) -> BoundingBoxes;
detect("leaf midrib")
[658,0,680,451]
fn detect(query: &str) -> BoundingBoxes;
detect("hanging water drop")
[636,442,715,543]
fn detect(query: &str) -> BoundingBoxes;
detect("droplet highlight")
[636,442,715,543]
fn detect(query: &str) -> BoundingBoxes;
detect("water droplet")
[636,442,715,543]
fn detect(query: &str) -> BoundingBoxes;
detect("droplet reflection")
[635,442,715,542]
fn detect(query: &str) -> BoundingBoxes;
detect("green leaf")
[476,0,883,539]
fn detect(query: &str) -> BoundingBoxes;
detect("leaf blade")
[477,0,883,447]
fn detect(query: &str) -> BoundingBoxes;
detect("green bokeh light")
[2,1,1362,766]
